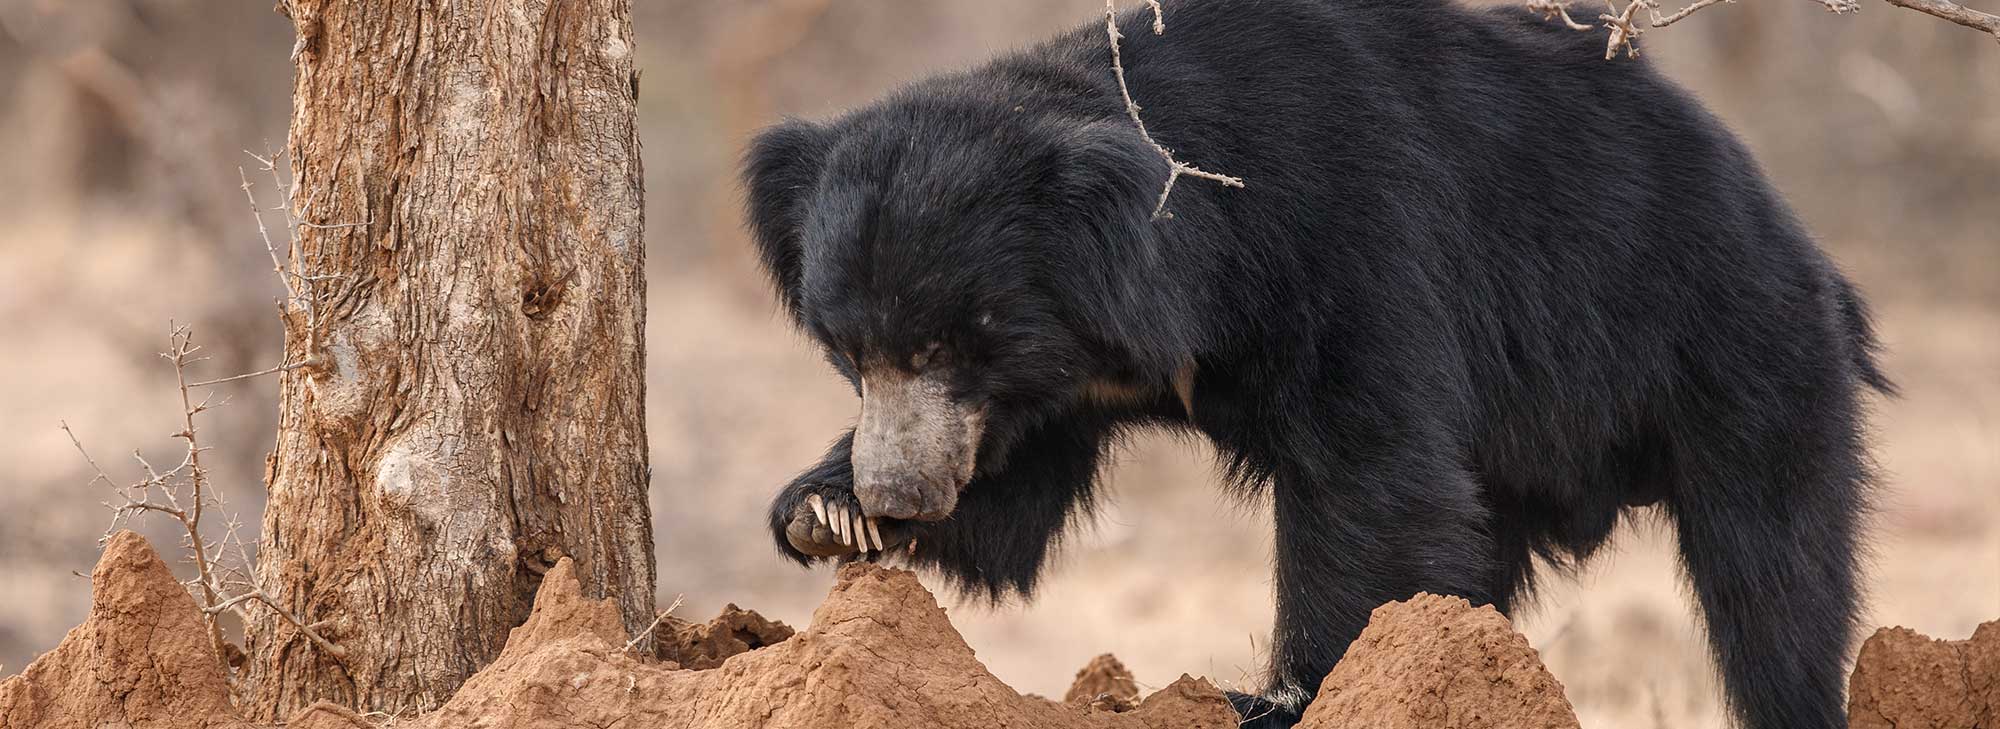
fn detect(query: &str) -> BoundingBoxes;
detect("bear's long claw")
[866,517,884,552]
[808,493,827,525]
[853,513,868,553]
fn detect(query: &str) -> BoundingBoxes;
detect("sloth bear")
[742,1,1889,727]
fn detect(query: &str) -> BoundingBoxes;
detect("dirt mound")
[655,603,796,669]
[1297,593,1579,729]
[283,702,375,729]
[414,560,1238,729]
[0,530,251,729]
[1066,653,1141,712]
[57,532,1998,729]
[1848,621,1998,729]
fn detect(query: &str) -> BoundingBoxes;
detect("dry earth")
[7,531,1992,729]
[1847,622,1998,729]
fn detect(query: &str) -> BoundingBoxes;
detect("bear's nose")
[854,474,956,521]
[855,479,921,520]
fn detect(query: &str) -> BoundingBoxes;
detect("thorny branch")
[241,146,360,376]
[1529,0,1598,30]
[1602,0,1654,59]
[1532,0,1997,58]
[61,157,362,684]
[1104,0,1244,219]
[205,584,348,661]
[169,326,229,662]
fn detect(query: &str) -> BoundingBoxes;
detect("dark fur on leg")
[1665,362,1873,729]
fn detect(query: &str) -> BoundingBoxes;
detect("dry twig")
[1529,0,1598,30]
[1881,0,2000,42]
[241,146,361,376]
[623,593,688,654]
[1103,0,1244,219]
[1650,0,1734,27]
[1532,0,1997,53]
[59,162,362,683]
[1599,0,1656,59]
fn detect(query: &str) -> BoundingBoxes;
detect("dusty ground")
[1846,621,1998,728]
[10,531,1986,729]
[1,3,1997,728]
[1298,594,1580,729]
[0,531,1241,729]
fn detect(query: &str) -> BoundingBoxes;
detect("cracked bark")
[242,0,652,719]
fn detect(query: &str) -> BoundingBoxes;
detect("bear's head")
[742,90,1199,522]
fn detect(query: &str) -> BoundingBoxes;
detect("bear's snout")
[852,367,983,521]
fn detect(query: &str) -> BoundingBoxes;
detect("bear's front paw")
[1226,691,1304,729]
[780,487,914,559]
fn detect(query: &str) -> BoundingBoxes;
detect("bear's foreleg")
[1251,429,1499,726]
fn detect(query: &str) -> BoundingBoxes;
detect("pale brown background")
[1,2,1995,727]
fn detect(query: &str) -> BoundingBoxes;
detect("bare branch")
[623,594,687,654]
[63,323,355,687]
[1529,0,1597,30]
[1881,0,2000,42]
[1599,0,1655,59]
[240,167,300,305]
[162,324,230,667]
[187,360,311,388]
[208,586,348,661]
[59,421,117,490]
[1808,0,1864,14]
[1650,0,1733,27]
[1103,0,1244,220]
[1532,0,1994,51]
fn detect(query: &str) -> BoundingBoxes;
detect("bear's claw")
[793,490,896,557]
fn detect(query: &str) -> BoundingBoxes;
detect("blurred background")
[0,1,1994,726]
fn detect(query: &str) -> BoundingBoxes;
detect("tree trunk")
[243,0,651,719]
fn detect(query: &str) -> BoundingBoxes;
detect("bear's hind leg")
[1668,395,1867,729]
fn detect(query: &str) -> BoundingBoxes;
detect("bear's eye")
[910,341,947,371]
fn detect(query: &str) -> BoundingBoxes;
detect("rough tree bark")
[242,0,652,719]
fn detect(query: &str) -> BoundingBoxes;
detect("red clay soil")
[0,530,253,729]
[1848,621,1998,729]
[654,602,797,669]
[409,559,1238,728]
[282,702,375,729]
[1066,653,1142,712]
[16,531,1986,729]
[1296,593,1580,729]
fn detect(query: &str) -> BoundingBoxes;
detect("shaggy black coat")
[743,1,1889,727]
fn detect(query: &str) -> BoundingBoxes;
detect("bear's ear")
[1054,121,1169,231]
[1049,121,1201,378]
[743,118,835,319]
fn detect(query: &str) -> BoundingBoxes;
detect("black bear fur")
[743,1,1890,727]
